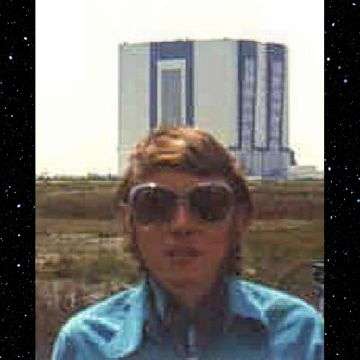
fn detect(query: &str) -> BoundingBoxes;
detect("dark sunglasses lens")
[133,187,175,224]
[190,186,232,221]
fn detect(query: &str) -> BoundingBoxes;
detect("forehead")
[138,170,227,192]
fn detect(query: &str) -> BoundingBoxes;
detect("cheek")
[135,227,165,258]
[198,227,233,259]
[206,224,233,245]
[207,235,231,258]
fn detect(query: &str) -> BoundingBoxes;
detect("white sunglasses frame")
[128,181,235,223]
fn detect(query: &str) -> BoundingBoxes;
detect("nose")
[169,201,195,233]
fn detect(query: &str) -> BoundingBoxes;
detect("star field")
[325,0,360,358]
[1,0,35,357]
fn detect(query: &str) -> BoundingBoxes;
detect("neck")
[148,274,227,321]
[180,277,225,313]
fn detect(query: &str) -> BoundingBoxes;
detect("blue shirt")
[52,277,324,359]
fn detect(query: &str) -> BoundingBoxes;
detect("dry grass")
[36,180,324,221]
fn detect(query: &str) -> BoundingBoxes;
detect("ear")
[118,204,133,234]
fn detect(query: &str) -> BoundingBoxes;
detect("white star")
[344,78,348,83]
[328,166,331,171]
[9,55,13,60]
[17,204,21,208]
[24,36,28,40]
[331,22,335,27]
[326,57,330,61]
[17,263,21,268]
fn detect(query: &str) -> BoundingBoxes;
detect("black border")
[2,0,360,357]
[325,0,360,358]
[0,0,35,357]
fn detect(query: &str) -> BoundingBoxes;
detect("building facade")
[118,39,292,178]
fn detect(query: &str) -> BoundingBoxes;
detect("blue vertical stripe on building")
[237,41,258,150]
[149,41,194,129]
[266,43,285,150]
[150,43,159,130]
[186,43,194,126]
[237,42,243,150]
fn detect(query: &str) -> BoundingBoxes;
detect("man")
[53,127,324,359]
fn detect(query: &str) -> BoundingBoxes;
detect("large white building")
[118,39,293,178]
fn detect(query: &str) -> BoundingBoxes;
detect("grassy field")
[36,180,323,359]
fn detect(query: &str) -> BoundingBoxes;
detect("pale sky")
[36,0,324,175]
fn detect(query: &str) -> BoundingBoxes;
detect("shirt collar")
[104,276,269,358]
[148,276,168,322]
[226,276,269,330]
[146,275,269,331]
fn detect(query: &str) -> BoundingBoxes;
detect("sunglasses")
[128,182,235,224]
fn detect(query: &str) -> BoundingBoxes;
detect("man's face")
[130,170,243,308]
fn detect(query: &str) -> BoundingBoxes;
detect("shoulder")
[62,284,139,333]
[52,283,146,359]
[229,278,324,359]
[236,279,322,320]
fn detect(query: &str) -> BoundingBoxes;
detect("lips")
[165,247,201,258]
